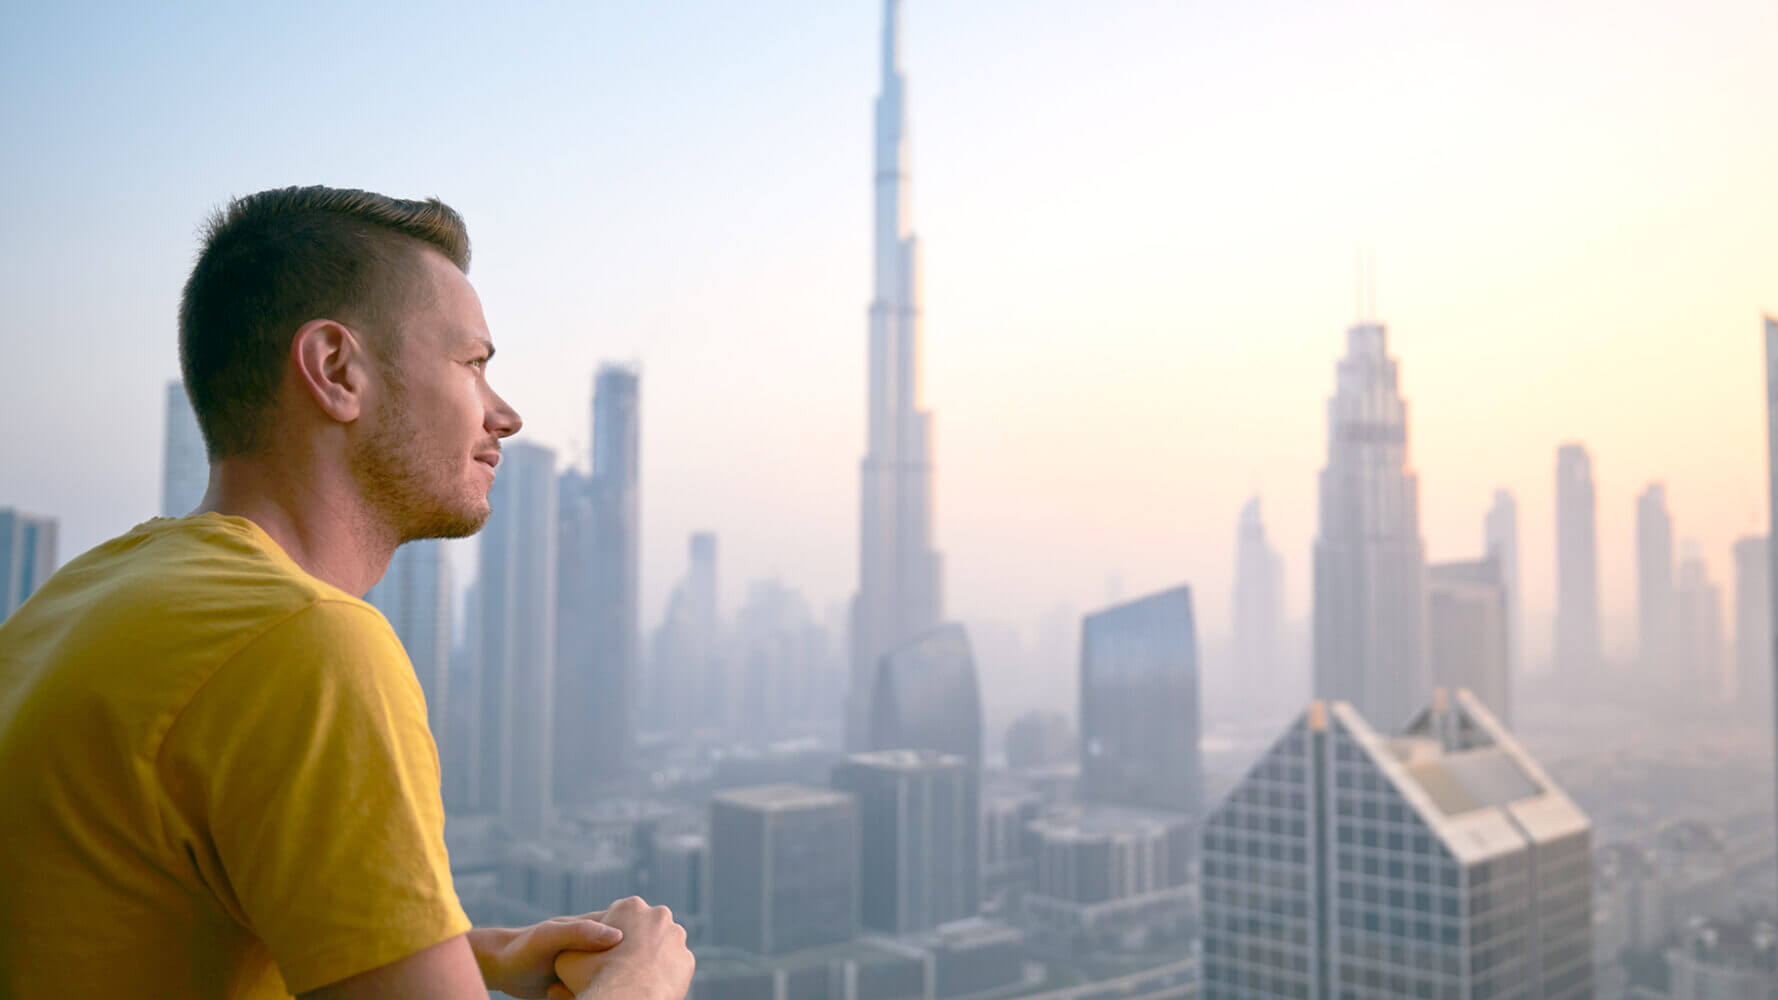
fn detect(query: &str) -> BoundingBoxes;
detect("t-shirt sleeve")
[157,600,472,995]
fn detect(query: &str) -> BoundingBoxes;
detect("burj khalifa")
[847,0,945,752]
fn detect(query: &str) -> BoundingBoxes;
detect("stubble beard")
[353,378,491,544]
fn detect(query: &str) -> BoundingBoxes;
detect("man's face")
[351,249,522,542]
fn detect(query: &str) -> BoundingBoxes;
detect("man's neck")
[196,457,398,598]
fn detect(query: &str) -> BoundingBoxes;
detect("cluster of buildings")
[10,2,1778,998]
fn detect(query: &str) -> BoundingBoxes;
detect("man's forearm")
[466,926,516,986]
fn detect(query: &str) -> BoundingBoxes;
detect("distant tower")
[1312,316,1429,731]
[831,749,979,934]
[1734,536,1771,719]
[1484,489,1522,676]
[556,365,640,804]
[1426,557,1512,726]
[476,441,558,839]
[1766,315,1778,903]
[1636,483,1675,672]
[366,540,452,727]
[849,0,945,752]
[1555,444,1601,676]
[1232,497,1284,696]
[1673,542,1725,699]
[869,622,982,765]
[1080,585,1201,815]
[0,509,57,619]
[161,380,206,517]
[648,533,720,734]
[710,785,858,956]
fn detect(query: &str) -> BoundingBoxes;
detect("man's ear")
[290,319,371,424]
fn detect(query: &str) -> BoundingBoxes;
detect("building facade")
[1484,489,1522,679]
[1637,483,1676,673]
[1733,536,1770,719]
[1666,919,1778,1000]
[1555,444,1601,677]
[161,380,207,517]
[1425,558,1511,726]
[556,364,641,803]
[0,509,57,619]
[1234,496,1285,699]
[476,440,558,838]
[1674,544,1726,700]
[366,539,452,730]
[869,622,983,765]
[1201,691,1593,1000]
[831,749,979,934]
[710,785,858,956]
[1312,321,1429,732]
[849,0,945,753]
[1080,585,1201,815]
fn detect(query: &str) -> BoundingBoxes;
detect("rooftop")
[711,783,852,813]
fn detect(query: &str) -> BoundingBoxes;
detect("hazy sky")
[5,0,1775,686]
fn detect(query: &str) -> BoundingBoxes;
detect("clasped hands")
[475,896,694,1000]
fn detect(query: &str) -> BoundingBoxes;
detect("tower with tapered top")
[848,0,944,752]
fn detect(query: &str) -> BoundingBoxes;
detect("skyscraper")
[1080,585,1201,815]
[1766,316,1778,900]
[831,749,979,934]
[0,509,57,619]
[1201,691,1594,1000]
[1483,489,1521,677]
[556,365,640,804]
[1312,320,1428,731]
[869,622,982,765]
[476,440,558,838]
[1734,536,1770,719]
[1637,483,1676,672]
[1426,558,1511,726]
[1233,496,1284,697]
[161,380,206,517]
[365,540,452,726]
[1673,543,1725,699]
[1555,444,1601,677]
[849,0,944,752]
[647,533,720,734]
[710,785,858,956]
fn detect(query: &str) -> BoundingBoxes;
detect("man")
[0,186,694,1000]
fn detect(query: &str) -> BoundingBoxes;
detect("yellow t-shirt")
[0,514,471,998]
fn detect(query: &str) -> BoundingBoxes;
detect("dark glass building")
[1079,585,1201,815]
[869,622,983,765]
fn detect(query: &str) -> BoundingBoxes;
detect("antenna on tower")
[1368,249,1380,323]
[1354,248,1365,323]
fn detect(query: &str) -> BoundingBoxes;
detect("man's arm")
[297,934,484,1000]
[298,919,626,1000]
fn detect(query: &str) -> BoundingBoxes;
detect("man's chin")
[401,503,491,542]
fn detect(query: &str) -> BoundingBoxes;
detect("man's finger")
[550,919,622,951]
[547,984,575,1000]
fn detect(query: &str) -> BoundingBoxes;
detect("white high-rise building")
[1233,496,1285,701]
[366,540,452,729]
[1202,690,1594,1000]
[161,380,206,517]
[1312,320,1428,731]
[475,441,557,838]
[1483,489,1522,676]
[848,0,944,752]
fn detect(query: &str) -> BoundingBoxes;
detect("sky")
[4,0,1775,709]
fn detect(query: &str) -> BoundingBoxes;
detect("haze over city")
[8,0,1775,703]
[6,2,1778,999]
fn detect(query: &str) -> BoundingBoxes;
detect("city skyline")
[5,1,1774,688]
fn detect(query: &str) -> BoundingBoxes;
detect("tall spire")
[850,0,944,752]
